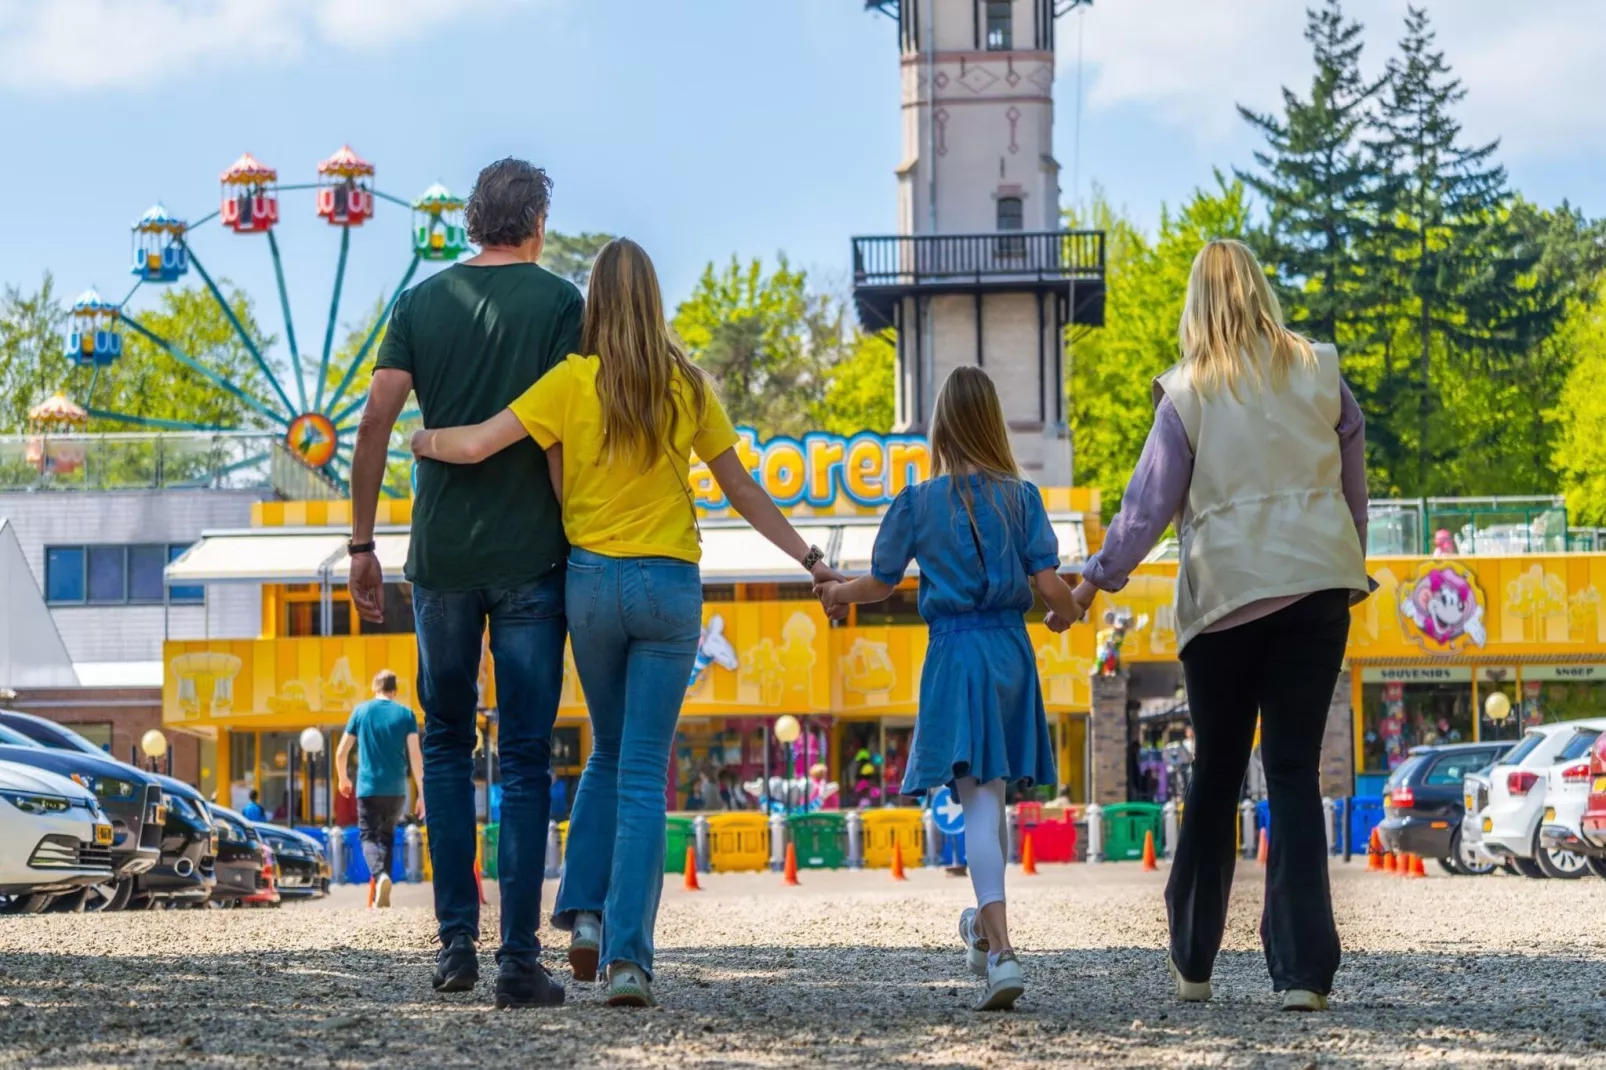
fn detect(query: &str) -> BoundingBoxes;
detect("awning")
[327,534,409,582]
[698,525,837,584]
[835,516,1087,575]
[165,532,348,585]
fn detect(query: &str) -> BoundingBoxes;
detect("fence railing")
[851,230,1106,287]
[0,432,280,492]
[1369,496,1571,555]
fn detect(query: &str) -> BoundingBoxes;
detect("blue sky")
[3,0,1604,404]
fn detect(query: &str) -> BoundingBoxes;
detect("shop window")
[70,722,114,753]
[985,0,1013,50]
[285,599,353,637]
[45,547,85,603]
[45,543,203,605]
[1361,680,1473,773]
[87,546,126,603]
[1522,677,1606,725]
[128,545,168,602]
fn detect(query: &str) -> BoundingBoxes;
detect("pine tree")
[1236,0,1381,347]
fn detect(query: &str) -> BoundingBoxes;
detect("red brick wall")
[6,687,203,787]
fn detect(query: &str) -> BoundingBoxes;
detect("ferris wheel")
[68,145,470,491]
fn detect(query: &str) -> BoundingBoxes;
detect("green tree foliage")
[543,231,616,289]
[1067,179,1250,516]
[673,256,846,438]
[0,273,72,433]
[1554,280,1606,524]
[813,329,895,436]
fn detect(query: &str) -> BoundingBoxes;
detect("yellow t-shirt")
[508,354,739,563]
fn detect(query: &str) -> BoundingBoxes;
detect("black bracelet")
[348,540,376,556]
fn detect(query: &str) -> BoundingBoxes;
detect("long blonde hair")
[1179,239,1315,397]
[582,238,709,470]
[930,366,1021,535]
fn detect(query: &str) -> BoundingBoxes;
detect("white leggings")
[955,776,1008,909]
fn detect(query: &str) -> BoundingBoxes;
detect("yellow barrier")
[707,812,771,872]
[558,820,570,863]
[861,809,925,869]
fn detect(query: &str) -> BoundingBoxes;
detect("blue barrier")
[341,826,408,884]
[939,830,968,867]
[1347,796,1385,854]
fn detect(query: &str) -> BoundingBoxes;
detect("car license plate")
[94,823,113,845]
[1545,807,1557,823]
[152,805,167,825]
[1595,776,1606,793]
[1482,817,1493,833]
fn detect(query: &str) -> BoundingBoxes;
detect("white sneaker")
[1169,956,1211,1002]
[975,951,1025,1011]
[568,911,601,982]
[958,908,989,977]
[605,962,655,1008]
[374,873,393,909]
[1281,989,1328,1012]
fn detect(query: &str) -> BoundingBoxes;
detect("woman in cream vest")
[1070,239,1371,1012]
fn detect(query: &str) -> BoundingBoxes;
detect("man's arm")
[406,733,425,818]
[335,733,356,798]
[350,368,413,623]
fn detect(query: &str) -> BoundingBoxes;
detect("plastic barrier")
[481,824,498,880]
[1347,796,1384,856]
[665,817,695,874]
[707,812,772,872]
[861,809,925,869]
[1029,816,1079,863]
[788,813,848,869]
[939,830,968,867]
[1101,802,1164,861]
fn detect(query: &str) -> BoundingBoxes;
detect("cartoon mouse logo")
[687,614,738,691]
[1399,563,1487,651]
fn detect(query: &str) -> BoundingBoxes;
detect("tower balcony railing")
[852,230,1105,287]
[0,431,280,493]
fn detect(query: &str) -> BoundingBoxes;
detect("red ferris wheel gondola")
[220,152,280,234]
[316,145,375,228]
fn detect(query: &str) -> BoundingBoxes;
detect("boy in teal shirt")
[337,670,424,908]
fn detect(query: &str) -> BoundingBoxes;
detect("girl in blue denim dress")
[817,366,1084,1011]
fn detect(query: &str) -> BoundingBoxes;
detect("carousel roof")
[70,287,118,314]
[133,202,186,234]
[220,152,278,185]
[317,144,375,178]
[413,182,464,211]
[29,392,88,427]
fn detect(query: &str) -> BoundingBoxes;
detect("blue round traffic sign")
[931,785,965,836]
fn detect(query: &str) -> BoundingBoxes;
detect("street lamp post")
[774,715,801,815]
[299,727,326,825]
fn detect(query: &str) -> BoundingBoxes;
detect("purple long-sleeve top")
[1082,380,1369,634]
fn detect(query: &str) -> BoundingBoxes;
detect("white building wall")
[0,490,267,663]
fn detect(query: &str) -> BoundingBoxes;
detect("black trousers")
[357,795,405,881]
[1167,589,1349,995]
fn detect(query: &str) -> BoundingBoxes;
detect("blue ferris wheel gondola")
[131,203,190,283]
[66,287,123,368]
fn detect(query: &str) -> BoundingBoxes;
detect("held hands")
[1044,580,1100,633]
[809,562,849,621]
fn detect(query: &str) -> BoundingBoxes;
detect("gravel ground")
[2,862,1605,1069]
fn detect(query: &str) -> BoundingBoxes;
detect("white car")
[1538,724,1606,880]
[1480,718,1606,878]
[0,759,115,914]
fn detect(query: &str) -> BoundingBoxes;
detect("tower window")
[996,196,1025,257]
[985,1,1013,51]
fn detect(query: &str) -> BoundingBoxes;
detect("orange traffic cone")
[1406,853,1425,879]
[1384,850,1397,873]
[366,876,377,909]
[783,842,800,886]
[1021,831,1039,876]
[890,840,908,881]
[1396,852,1411,878]
[1140,829,1158,872]
[683,846,702,892]
[1367,828,1384,871]
[1256,829,1269,867]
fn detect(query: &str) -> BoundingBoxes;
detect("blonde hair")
[930,366,1021,534]
[582,238,709,470]
[1179,239,1315,397]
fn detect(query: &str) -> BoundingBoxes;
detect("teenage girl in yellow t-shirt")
[411,238,839,1008]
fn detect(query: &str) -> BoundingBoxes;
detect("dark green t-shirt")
[376,263,581,591]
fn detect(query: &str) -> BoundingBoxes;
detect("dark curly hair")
[464,158,552,248]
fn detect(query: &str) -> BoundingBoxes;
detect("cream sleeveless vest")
[1154,341,1368,651]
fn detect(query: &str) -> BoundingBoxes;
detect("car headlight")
[3,790,72,815]
[91,778,140,801]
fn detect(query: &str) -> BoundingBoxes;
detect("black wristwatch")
[800,545,825,572]
[348,540,376,556]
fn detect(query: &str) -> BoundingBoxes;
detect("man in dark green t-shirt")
[350,158,578,1010]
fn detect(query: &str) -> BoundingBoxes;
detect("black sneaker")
[432,933,479,993]
[493,960,566,1010]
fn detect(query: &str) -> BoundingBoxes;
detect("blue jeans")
[413,572,566,965]
[552,549,701,976]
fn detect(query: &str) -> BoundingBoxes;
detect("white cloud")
[1067,0,1606,159]
[0,0,536,91]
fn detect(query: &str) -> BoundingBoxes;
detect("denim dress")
[871,475,1061,796]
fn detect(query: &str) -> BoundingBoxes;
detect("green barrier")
[787,812,847,869]
[665,816,695,873]
[482,824,499,881]
[1101,802,1163,861]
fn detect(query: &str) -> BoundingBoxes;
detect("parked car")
[1461,765,1501,872]
[1565,730,1606,879]
[1479,718,1606,878]
[1380,741,1516,875]
[255,825,329,900]
[208,805,267,908]
[129,776,218,909]
[0,760,115,914]
[0,713,218,910]
[0,719,162,909]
